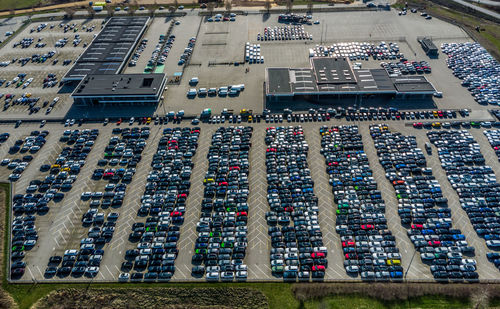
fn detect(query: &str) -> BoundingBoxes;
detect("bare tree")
[147,4,156,16]
[307,0,313,13]
[105,5,115,16]
[264,0,272,13]
[225,0,232,13]
[174,0,179,8]
[286,0,293,13]
[64,7,77,19]
[207,2,216,15]
[128,2,137,16]
[168,5,176,13]
[86,5,96,18]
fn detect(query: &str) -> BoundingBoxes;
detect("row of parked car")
[193,126,251,282]
[428,130,500,251]
[310,42,402,61]
[442,42,499,106]
[178,37,196,66]
[484,129,500,272]
[11,129,99,279]
[149,34,175,68]
[484,130,500,161]
[50,128,149,279]
[412,121,497,129]
[94,127,149,171]
[321,125,403,281]
[265,126,327,281]
[129,38,147,67]
[380,60,431,76]
[258,25,312,41]
[370,125,478,281]
[120,127,200,282]
[3,130,48,181]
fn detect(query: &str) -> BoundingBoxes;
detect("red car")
[361,224,374,230]
[311,252,325,259]
[170,211,182,217]
[312,265,325,271]
[342,241,355,248]
[345,253,357,259]
[411,224,423,229]
[236,211,247,217]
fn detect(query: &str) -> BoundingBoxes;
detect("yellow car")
[432,111,438,117]
[248,115,252,122]
[61,167,70,172]
[432,122,441,128]
[203,178,214,184]
[51,164,60,169]
[386,259,401,266]
[146,117,152,124]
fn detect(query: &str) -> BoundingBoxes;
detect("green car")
[336,209,348,215]
[195,249,207,255]
[272,265,284,273]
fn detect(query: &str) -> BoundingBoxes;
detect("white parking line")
[27,266,35,280]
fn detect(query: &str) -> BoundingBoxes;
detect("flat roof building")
[266,57,437,102]
[419,37,438,56]
[63,17,149,82]
[71,74,166,105]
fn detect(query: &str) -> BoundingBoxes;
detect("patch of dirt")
[33,287,268,309]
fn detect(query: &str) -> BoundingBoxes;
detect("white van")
[198,88,207,95]
[187,89,197,96]
[189,77,198,85]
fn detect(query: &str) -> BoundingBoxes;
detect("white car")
[206,271,219,281]
[118,273,129,282]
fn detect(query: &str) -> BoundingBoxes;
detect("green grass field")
[0,0,40,12]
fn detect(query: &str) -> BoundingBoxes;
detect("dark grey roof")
[106,16,149,27]
[420,38,438,52]
[391,76,436,93]
[267,68,292,95]
[290,69,318,93]
[94,25,145,43]
[65,62,122,80]
[78,42,134,63]
[266,57,435,96]
[72,74,166,97]
[311,57,356,84]
[63,17,149,81]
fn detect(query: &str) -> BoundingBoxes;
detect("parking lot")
[160,10,479,117]
[1,6,500,284]
[0,11,491,121]
[0,19,103,119]
[2,116,500,283]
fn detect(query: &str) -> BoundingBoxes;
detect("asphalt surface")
[450,0,500,21]
[1,8,500,283]
[3,118,500,283]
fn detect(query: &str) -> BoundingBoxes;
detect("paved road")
[466,0,500,7]
[450,0,500,21]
